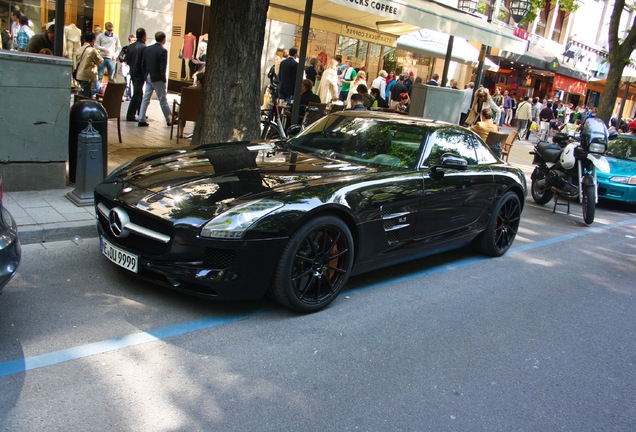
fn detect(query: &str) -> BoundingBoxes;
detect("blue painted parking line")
[1,218,635,378]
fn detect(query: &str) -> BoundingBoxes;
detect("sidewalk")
[4,92,195,245]
[4,106,533,245]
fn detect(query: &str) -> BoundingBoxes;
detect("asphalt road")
[1,198,635,431]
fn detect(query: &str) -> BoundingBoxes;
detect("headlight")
[609,175,636,185]
[588,142,607,154]
[200,199,284,239]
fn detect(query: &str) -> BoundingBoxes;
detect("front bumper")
[97,223,288,302]
[597,180,636,203]
[0,206,21,292]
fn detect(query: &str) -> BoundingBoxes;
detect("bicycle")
[260,84,288,140]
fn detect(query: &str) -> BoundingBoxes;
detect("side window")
[472,135,499,164]
[422,129,478,167]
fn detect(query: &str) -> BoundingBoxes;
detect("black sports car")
[95,112,526,312]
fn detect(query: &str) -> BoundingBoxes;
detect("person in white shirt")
[371,70,387,100]
[94,22,121,95]
[460,82,474,126]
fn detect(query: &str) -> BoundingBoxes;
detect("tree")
[191,0,270,145]
[597,0,636,123]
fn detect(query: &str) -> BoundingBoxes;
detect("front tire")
[478,191,521,257]
[582,183,596,225]
[272,215,354,313]
[531,169,554,205]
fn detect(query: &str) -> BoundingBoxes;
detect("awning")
[397,29,499,71]
[499,44,557,69]
[268,0,527,53]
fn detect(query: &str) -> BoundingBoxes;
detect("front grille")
[96,195,174,256]
[203,248,236,269]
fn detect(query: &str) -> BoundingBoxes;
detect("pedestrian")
[460,82,474,126]
[370,88,388,108]
[305,57,319,85]
[125,28,146,122]
[339,60,357,102]
[26,24,54,54]
[277,47,299,102]
[15,14,33,52]
[357,84,374,109]
[396,92,410,113]
[137,31,174,127]
[10,9,21,50]
[346,71,366,108]
[95,22,121,95]
[527,97,541,140]
[346,93,366,111]
[492,87,504,126]
[371,70,387,101]
[539,100,555,140]
[317,59,339,104]
[503,91,513,126]
[404,71,414,94]
[465,87,499,126]
[515,96,532,140]
[426,73,439,86]
[389,74,408,109]
[118,34,136,101]
[470,108,499,141]
[74,32,104,97]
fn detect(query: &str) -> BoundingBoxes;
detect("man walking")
[125,28,147,122]
[95,22,121,94]
[277,47,299,102]
[138,31,174,127]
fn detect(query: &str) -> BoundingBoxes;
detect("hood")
[102,143,374,223]
[598,156,636,179]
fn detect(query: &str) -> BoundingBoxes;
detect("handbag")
[530,121,538,132]
[73,46,88,80]
[178,49,183,59]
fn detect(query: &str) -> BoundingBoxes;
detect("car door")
[414,128,495,242]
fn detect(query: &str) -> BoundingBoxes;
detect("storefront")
[2,0,133,57]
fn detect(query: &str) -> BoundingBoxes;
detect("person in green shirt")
[339,60,357,101]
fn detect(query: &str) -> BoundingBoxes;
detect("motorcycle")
[530,117,610,225]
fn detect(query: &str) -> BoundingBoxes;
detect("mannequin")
[182,32,197,80]
[197,34,208,60]
[64,24,81,59]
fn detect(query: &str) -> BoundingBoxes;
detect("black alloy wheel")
[272,215,354,313]
[478,191,522,257]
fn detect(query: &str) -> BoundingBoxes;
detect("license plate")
[100,237,139,273]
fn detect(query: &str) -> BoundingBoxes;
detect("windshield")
[608,137,636,161]
[287,114,426,169]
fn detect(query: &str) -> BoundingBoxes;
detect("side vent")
[172,26,183,38]
[169,71,178,80]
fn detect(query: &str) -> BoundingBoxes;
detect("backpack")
[118,45,128,63]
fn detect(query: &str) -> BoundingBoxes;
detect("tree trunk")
[596,0,636,124]
[191,0,270,145]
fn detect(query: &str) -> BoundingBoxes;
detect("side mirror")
[440,153,468,169]
[430,154,468,180]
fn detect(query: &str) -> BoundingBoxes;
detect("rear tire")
[531,169,554,205]
[582,183,596,225]
[271,216,354,313]
[478,192,521,257]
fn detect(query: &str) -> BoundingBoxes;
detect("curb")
[18,220,98,245]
